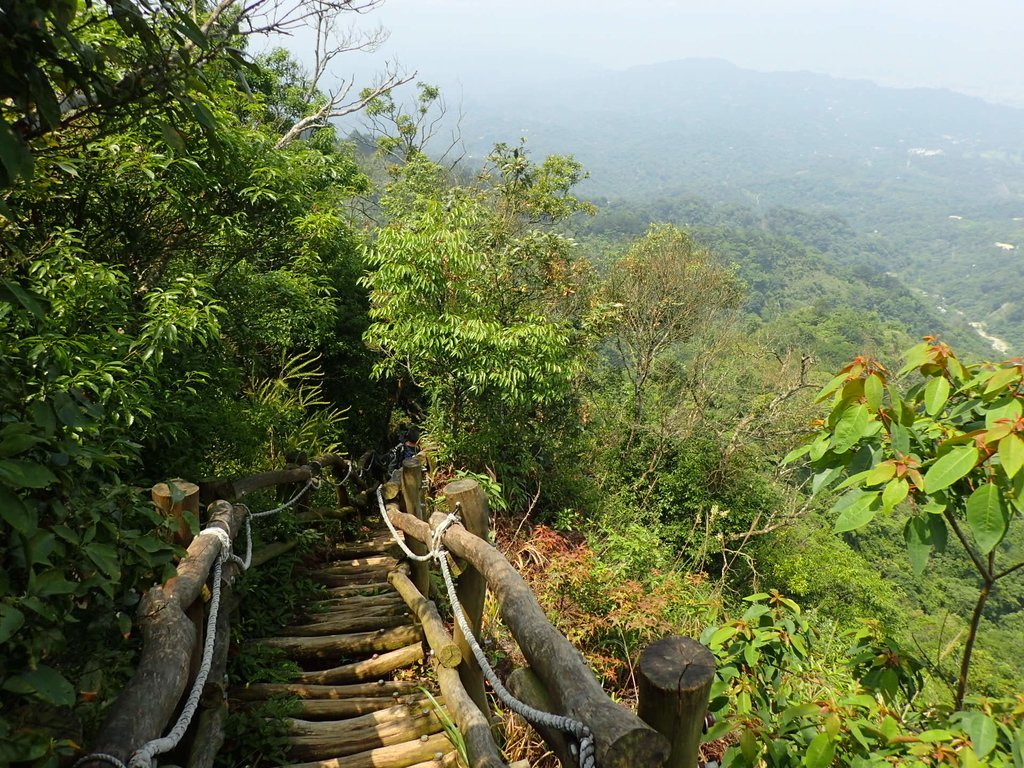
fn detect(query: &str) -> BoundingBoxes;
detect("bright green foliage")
[0,10,383,762]
[704,594,1024,768]
[793,340,1024,706]
[362,151,599,504]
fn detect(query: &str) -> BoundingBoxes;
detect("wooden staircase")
[237,531,460,768]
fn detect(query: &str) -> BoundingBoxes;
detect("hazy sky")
[312,0,1024,106]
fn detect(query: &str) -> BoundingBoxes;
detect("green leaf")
[1012,725,1024,768]
[832,490,880,533]
[0,121,34,183]
[160,123,187,152]
[928,514,948,553]
[923,446,979,493]
[924,376,951,416]
[864,462,896,485]
[959,711,998,760]
[890,423,911,456]
[0,605,25,644]
[803,732,835,768]
[0,428,45,458]
[832,403,870,454]
[984,366,1019,395]
[919,729,955,742]
[0,486,35,532]
[898,342,932,376]
[904,516,931,575]
[2,665,75,706]
[0,279,48,319]
[0,459,57,489]
[986,398,1023,428]
[966,483,1008,555]
[882,477,909,512]
[864,374,884,412]
[173,14,209,48]
[84,542,120,580]
[30,568,77,597]
[999,434,1024,479]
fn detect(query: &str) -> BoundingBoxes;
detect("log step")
[332,539,398,559]
[231,681,422,700]
[296,643,425,684]
[260,625,422,660]
[323,589,399,602]
[285,704,444,760]
[313,571,394,587]
[281,731,453,768]
[280,614,409,637]
[300,603,409,621]
[242,696,437,720]
[317,556,397,572]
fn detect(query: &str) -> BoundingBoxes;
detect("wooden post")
[637,636,715,768]
[152,479,199,547]
[387,506,671,766]
[506,667,576,767]
[443,479,489,718]
[400,459,430,597]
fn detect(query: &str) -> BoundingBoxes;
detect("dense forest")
[1,3,1022,768]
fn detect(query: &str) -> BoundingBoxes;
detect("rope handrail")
[76,463,330,768]
[375,487,597,768]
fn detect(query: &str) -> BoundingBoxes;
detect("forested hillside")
[2,5,1022,768]
[456,59,1024,351]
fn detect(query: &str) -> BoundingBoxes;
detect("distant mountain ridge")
[454,58,1024,350]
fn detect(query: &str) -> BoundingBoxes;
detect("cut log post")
[388,569,462,669]
[152,479,199,547]
[637,636,715,768]
[506,667,574,768]
[400,459,430,597]
[443,479,490,718]
[386,506,670,768]
[282,731,452,768]
[296,643,425,684]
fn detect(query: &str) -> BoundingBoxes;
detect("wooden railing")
[79,453,716,768]
[382,460,717,768]
[79,456,349,768]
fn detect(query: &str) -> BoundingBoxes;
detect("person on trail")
[388,425,421,472]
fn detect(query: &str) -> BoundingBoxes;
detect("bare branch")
[275,70,413,149]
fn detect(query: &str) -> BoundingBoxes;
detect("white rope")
[73,754,127,768]
[337,460,353,487]
[375,490,597,768]
[76,462,337,768]
[250,476,319,519]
